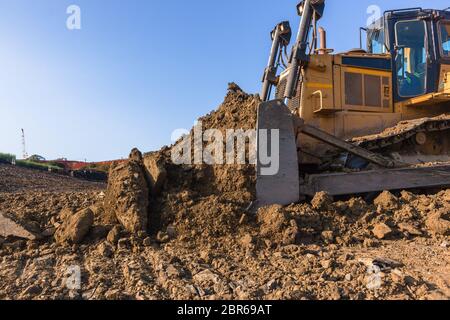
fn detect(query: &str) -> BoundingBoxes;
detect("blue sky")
[0,0,447,161]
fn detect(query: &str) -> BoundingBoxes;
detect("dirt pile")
[153,84,258,240]
[99,83,259,240]
[0,86,449,300]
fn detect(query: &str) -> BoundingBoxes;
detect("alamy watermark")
[66,5,81,30]
[366,264,382,291]
[65,265,81,297]
[171,121,280,176]
[367,5,382,28]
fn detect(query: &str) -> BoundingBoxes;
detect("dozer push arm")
[261,22,292,102]
[294,119,405,168]
[284,0,325,99]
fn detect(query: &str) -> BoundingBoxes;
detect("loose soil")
[0,85,448,300]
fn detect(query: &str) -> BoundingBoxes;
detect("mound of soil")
[0,85,449,300]
[99,84,259,241]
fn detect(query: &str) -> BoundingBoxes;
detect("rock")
[426,211,450,236]
[3,239,26,250]
[21,285,42,297]
[193,270,220,284]
[41,227,56,237]
[107,225,122,245]
[359,257,403,270]
[390,269,405,284]
[372,223,393,240]
[59,207,75,221]
[104,289,123,300]
[143,153,167,196]
[443,189,450,202]
[166,264,182,278]
[228,82,243,93]
[414,284,429,297]
[258,205,290,241]
[240,234,254,247]
[374,191,399,211]
[346,198,369,216]
[329,286,341,300]
[54,208,94,244]
[400,191,416,202]
[137,230,147,239]
[143,237,152,247]
[200,250,213,263]
[363,238,380,248]
[166,225,177,239]
[345,274,353,281]
[104,153,150,234]
[97,191,106,199]
[117,238,131,250]
[321,259,334,269]
[375,257,403,269]
[129,148,143,162]
[0,213,40,240]
[321,231,335,243]
[311,192,333,210]
[441,241,449,248]
[282,223,299,245]
[26,240,39,250]
[306,253,316,260]
[398,223,422,236]
[156,231,170,243]
[88,225,110,241]
[426,290,448,300]
[266,279,280,291]
[98,242,114,258]
[94,205,116,226]
[339,253,353,262]
[24,221,41,234]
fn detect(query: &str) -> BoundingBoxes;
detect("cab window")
[440,21,450,57]
[395,20,428,97]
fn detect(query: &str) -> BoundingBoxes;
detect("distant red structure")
[44,160,124,171]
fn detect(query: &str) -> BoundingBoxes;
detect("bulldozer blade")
[256,100,300,207]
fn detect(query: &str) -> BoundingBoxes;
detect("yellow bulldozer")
[257,0,450,206]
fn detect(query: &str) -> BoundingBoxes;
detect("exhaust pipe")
[318,27,327,54]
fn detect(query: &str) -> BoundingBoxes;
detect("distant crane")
[21,129,28,160]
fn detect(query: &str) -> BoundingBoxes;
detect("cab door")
[394,19,429,98]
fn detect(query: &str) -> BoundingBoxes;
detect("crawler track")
[352,114,450,155]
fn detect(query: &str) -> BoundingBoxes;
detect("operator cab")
[366,8,450,102]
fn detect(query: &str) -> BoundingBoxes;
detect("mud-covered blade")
[256,100,300,207]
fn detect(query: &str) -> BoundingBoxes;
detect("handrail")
[385,7,423,15]
[311,90,323,112]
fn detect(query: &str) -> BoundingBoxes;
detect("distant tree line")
[0,153,16,164]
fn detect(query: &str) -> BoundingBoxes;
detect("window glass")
[440,21,450,56]
[395,20,427,97]
[368,29,386,54]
